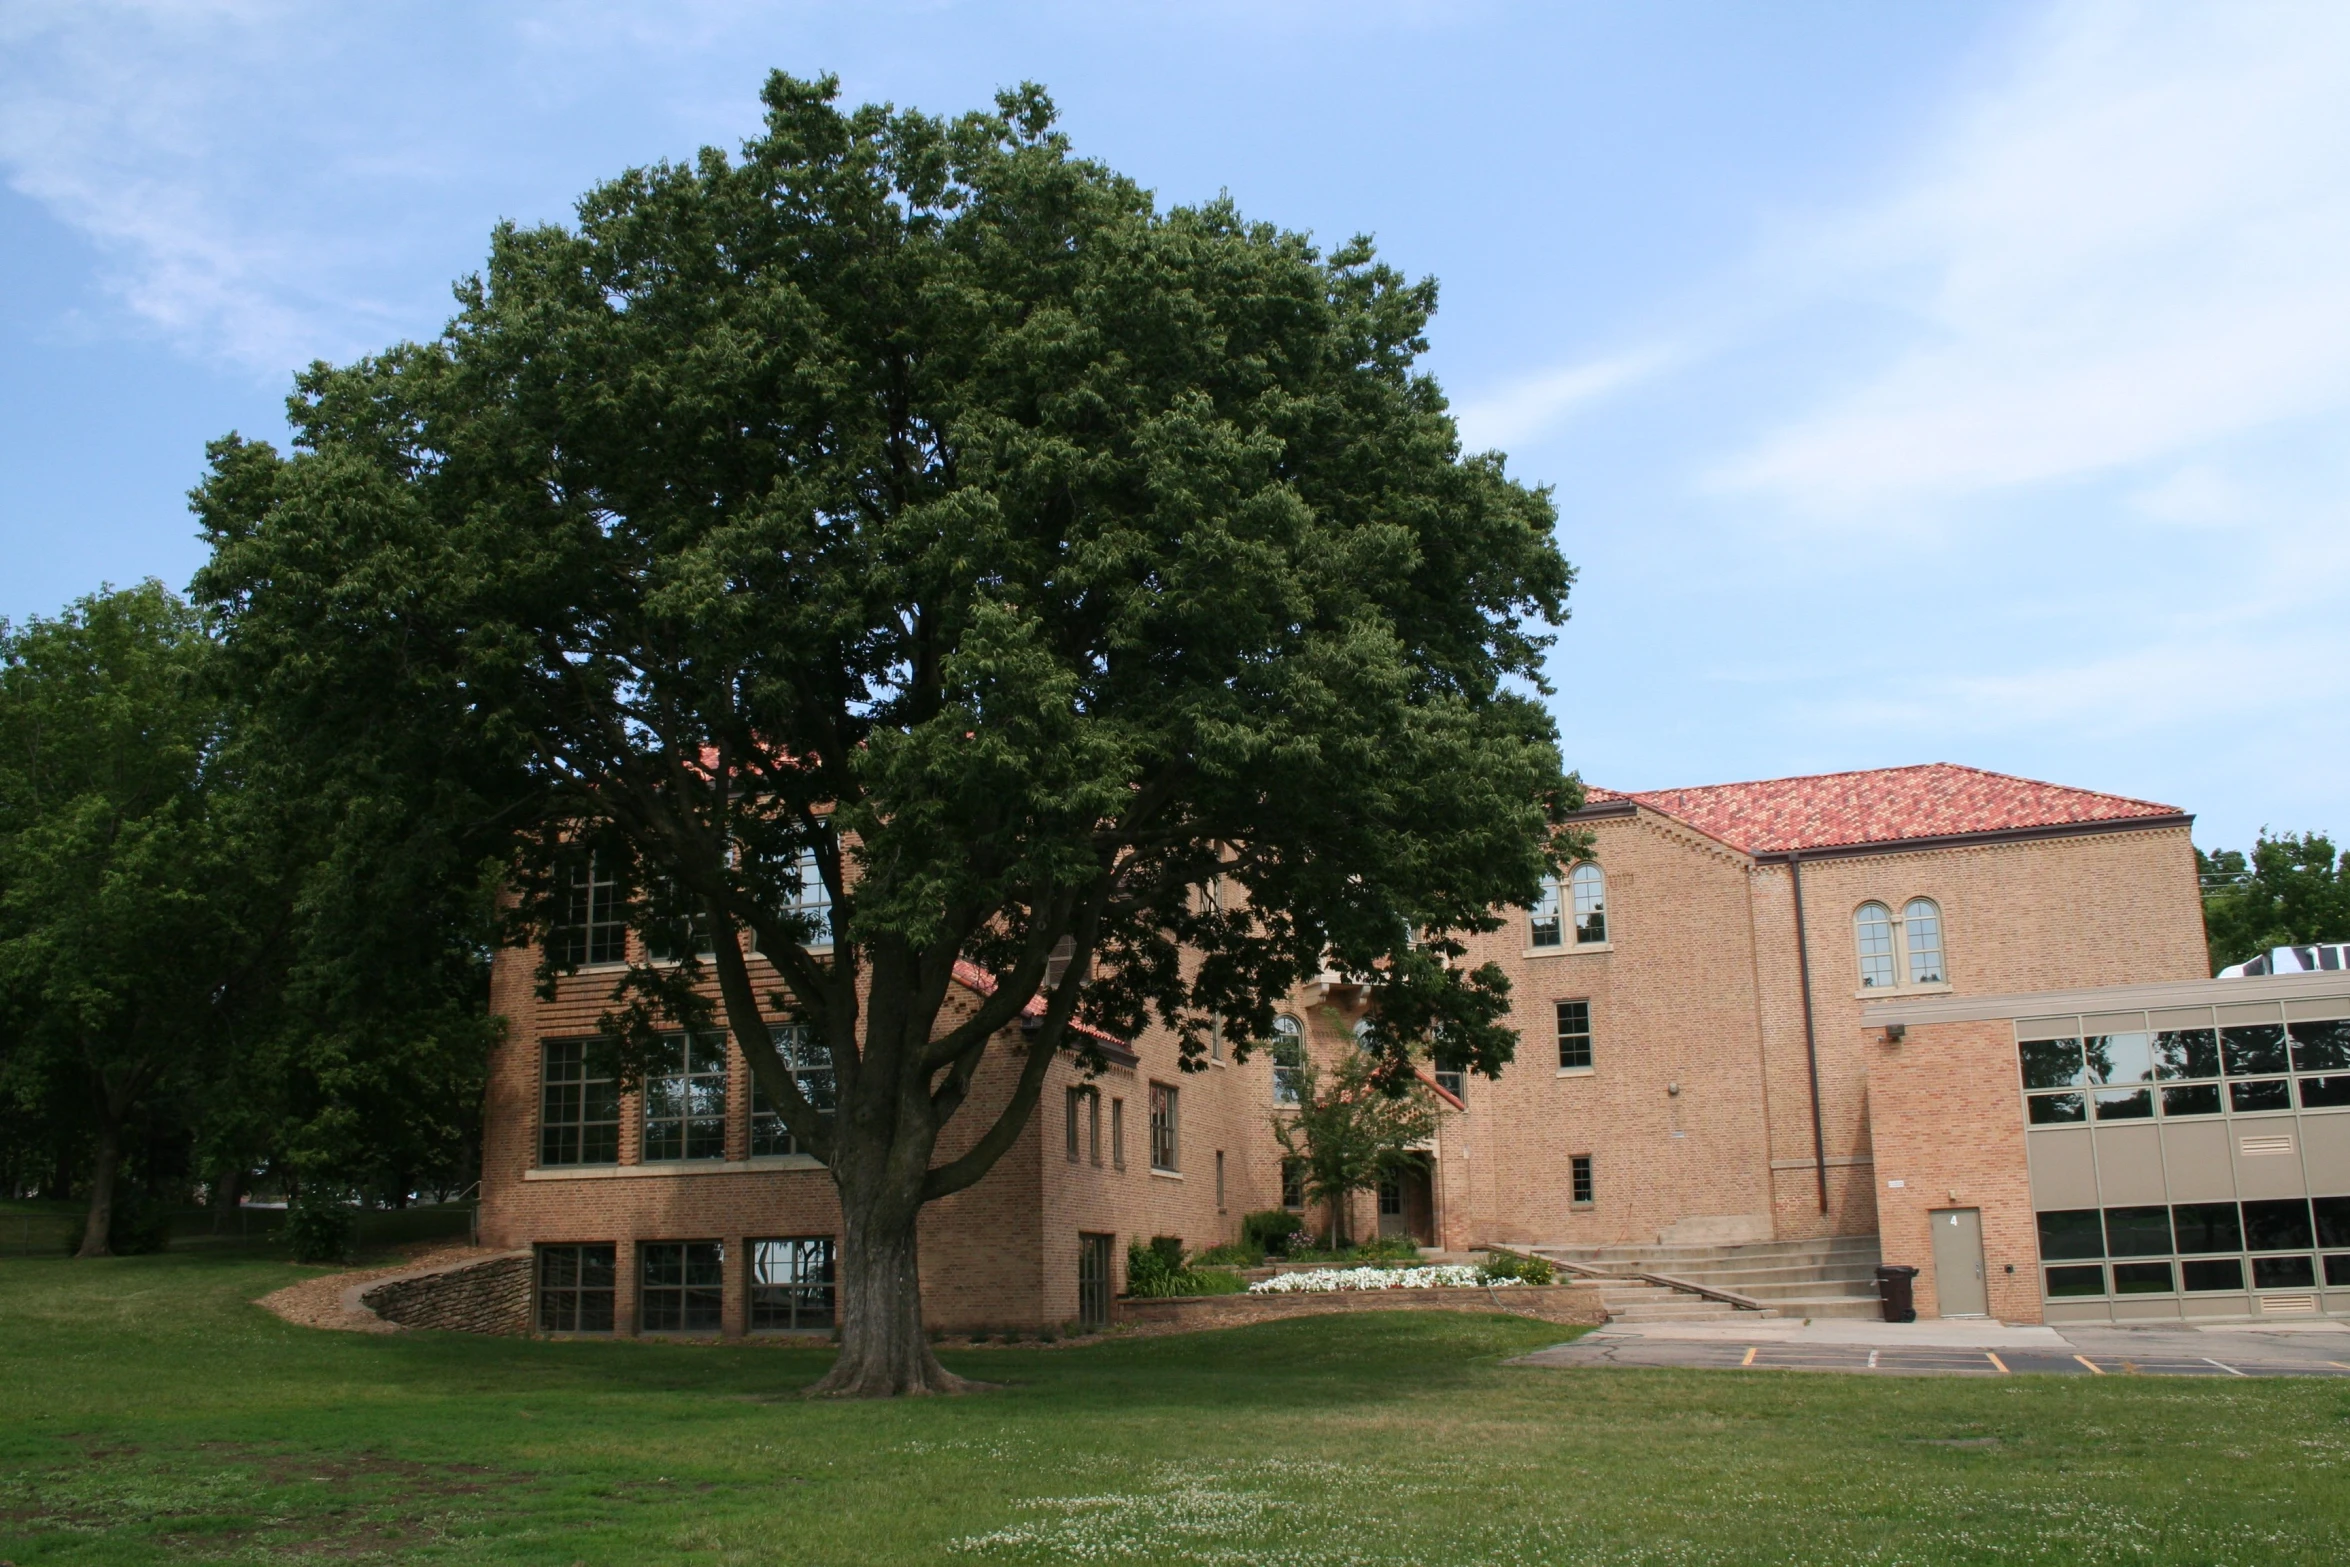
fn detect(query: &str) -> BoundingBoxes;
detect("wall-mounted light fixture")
[1883,1023,1906,1045]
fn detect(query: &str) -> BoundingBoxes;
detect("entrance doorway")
[1930,1208,1988,1316]
[1077,1233,1112,1330]
[1377,1156,1436,1245]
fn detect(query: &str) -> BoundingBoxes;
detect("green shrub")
[1240,1210,1301,1257]
[285,1190,356,1264]
[1348,1234,1422,1263]
[1177,1267,1248,1296]
[100,1194,172,1256]
[1477,1250,1555,1285]
[1125,1239,1250,1298]
[1193,1241,1257,1267]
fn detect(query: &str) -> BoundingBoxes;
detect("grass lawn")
[2,1249,2346,1564]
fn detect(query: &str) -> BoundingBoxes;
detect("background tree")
[1269,1051,1439,1249]
[193,73,1577,1396]
[0,584,264,1255]
[2198,833,2350,973]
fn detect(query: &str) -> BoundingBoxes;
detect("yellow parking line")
[1741,1346,1758,1367]
[2329,1362,2350,1372]
[2073,1355,2104,1375]
[1985,1351,2010,1374]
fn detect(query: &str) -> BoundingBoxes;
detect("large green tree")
[2198,833,2350,973]
[193,73,1577,1395]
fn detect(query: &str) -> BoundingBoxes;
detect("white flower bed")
[1247,1264,1517,1294]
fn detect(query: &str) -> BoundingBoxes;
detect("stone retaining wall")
[358,1252,534,1335]
[1113,1282,1605,1331]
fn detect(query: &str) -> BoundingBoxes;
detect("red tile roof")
[951,958,1135,1059]
[1583,763,2183,857]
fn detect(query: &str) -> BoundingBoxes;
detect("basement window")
[535,1243,615,1333]
[639,1241,724,1333]
[749,1238,835,1330]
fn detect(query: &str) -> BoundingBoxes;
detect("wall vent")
[2258,1294,2318,1315]
[2239,1135,2294,1157]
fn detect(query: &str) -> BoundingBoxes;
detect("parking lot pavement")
[1513,1318,2350,1378]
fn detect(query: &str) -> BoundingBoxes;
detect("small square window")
[2251,1254,2316,1291]
[2111,1260,2174,1294]
[2324,1254,2350,1287]
[2220,1024,2290,1077]
[536,1243,616,1333]
[2018,1037,2087,1090]
[2180,1257,2244,1292]
[1570,1154,1594,1206]
[640,1241,724,1332]
[2035,1209,2102,1261]
[2026,1092,2085,1124]
[2229,1078,2291,1113]
[2091,1087,2152,1120]
[2242,1199,2313,1253]
[2044,1264,2105,1297]
[2314,1196,2350,1249]
[2298,1075,2350,1109]
[2160,1083,2221,1117]
[2288,1018,2350,1073]
[2152,1028,2221,1080]
[2171,1202,2242,1254]
[2102,1206,2172,1257]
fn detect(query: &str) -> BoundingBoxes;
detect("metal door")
[1930,1208,1989,1317]
[1077,1233,1112,1330]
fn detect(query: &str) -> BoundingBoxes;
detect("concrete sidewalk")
[1514,1313,2350,1377]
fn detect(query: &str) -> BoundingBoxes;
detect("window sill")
[1149,1167,1183,1181]
[1525,943,1612,959]
[1555,1066,1596,1078]
[1855,981,1952,1001]
[524,1155,823,1181]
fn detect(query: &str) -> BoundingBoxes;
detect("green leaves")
[190,70,1578,1218]
[2198,834,2350,973]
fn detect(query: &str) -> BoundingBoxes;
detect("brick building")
[483,762,2344,1333]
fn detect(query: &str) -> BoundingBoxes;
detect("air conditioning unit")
[2218,943,2350,978]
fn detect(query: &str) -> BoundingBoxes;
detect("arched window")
[1528,875,1563,948]
[1903,899,1945,985]
[1854,902,1897,989]
[1271,1015,1304,1105]
[1569,862,1608,945]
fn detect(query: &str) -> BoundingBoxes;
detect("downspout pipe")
[1787,853,1830,1215]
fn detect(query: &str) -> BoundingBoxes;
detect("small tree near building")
[1271,1051,1439,1249]
[2197,834,2350,973]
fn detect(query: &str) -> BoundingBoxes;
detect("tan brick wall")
[480,940,1280,1335]
[1866,1018,2045,1322]
[478,816,2207,1326]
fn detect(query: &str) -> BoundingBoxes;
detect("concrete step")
[1657,1264,1881,1287]
[1537,1236,1880,1264]
[1759,1295,1886,1321]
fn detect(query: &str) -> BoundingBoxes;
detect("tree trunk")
[210,1166,245,1234]
[807,1194,976,1398]
[78,1113,122,1259]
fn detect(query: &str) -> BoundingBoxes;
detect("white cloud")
[1452,346,1673,452]
[1720,0,2350,508]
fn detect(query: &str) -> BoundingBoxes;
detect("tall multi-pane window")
[644,876,715,963]
[1216,1149,1227,1211]
[1065,1086,1085,1162]
[1570,1155,1595,1206]
[749,1025,835,1157]
[551,855,627,967]
[1271,1016,1304,1104]
[536,1243,616,1332]
[639,1241,724,1332]
[1149,1082,1179,1172]
[1569,863,1608,944]
[789,842,833,946]
[539,1039,621,1166]
[644,1033,728,1161]
[1111,1098,1127,1171]
[1854,902,1898,989]
[749,1238,835,1330]
[1281,1158,1306,1210]
[1528,876,1563,948]
[1556,1000,1593,1071]
[1904,899,1945,984]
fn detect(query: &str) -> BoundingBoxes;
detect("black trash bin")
[1875,1264,1920,1324]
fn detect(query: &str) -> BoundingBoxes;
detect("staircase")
[1531,1235,1884,1323]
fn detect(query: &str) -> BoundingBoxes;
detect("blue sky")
[3,1,2345,851]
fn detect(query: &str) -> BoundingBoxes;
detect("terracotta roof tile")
[951,958,1133,1058]
[1585,763,2182,856]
